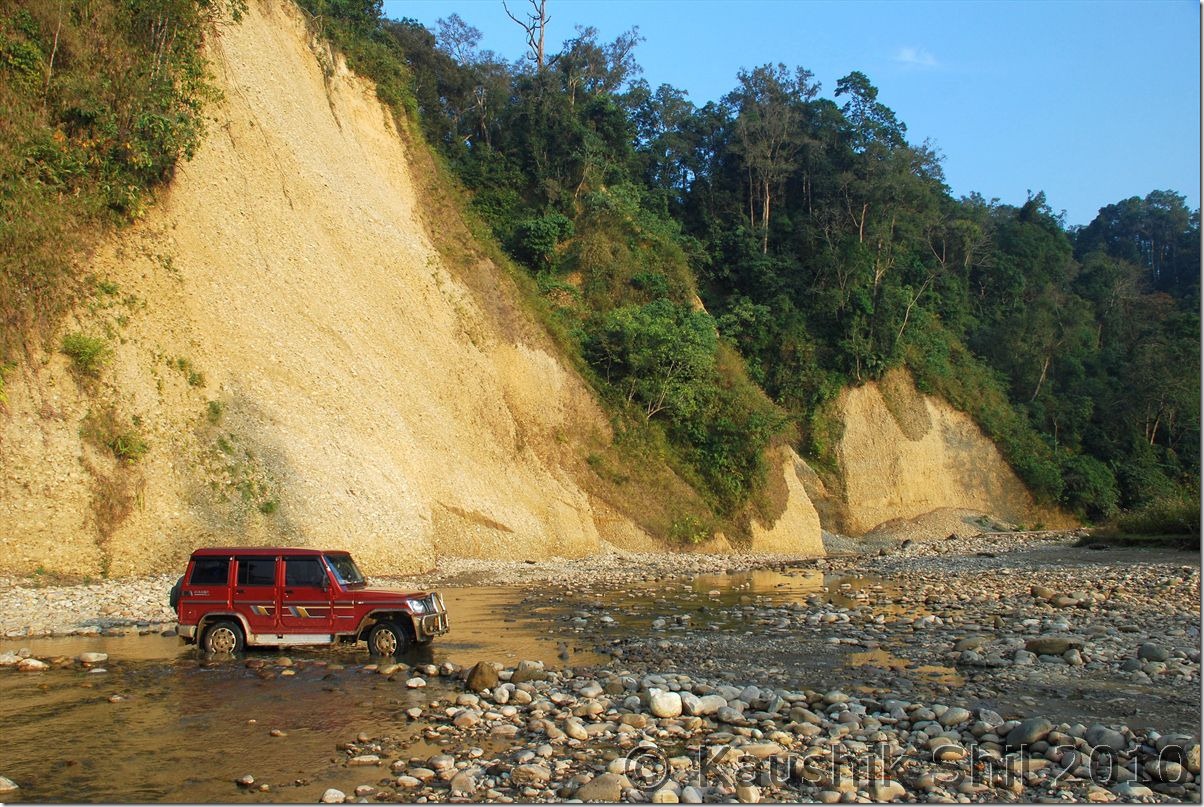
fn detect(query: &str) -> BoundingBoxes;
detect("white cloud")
[895,46,939,68]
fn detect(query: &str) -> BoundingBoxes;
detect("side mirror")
[320,575,330,591]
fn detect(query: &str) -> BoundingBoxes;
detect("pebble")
[650,690,683,718]
[320,787,346,803]
[1006,717,1054,748]
[511,764,551,785]
[575,773,629,802]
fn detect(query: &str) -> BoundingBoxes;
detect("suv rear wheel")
[202,620,244,655]
[367,621,409,657]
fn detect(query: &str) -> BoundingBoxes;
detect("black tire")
[202,620,244,655]
[168,576,183,611]
[367,621,409,657]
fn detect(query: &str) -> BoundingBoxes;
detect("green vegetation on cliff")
[304,1,1197,526]
[0,0,241,361]
[4,0,1197,535]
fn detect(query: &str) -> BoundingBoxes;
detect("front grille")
[417,592,448,635]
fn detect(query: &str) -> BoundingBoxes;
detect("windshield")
[324,553,366,587]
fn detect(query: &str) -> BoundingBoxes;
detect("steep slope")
[828,368,1075,535]
[0,0,827,577]
[1,0,615,576]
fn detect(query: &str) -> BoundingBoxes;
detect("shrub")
[81,407,149,463]
[511,213,574,268]
[1059,452,1119,522]
[61,332,110,376]
[1113,491,1201,537]
[108,430,150,463]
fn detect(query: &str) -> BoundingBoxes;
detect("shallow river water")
[0,551,1197,802]
[0,571,885,802]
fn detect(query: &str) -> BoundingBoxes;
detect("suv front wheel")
[202,620,245,655]
[367,621,409,657]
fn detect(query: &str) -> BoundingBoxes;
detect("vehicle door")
[279,556,334,634]
[180,556,232,624]
[232,555,279,637]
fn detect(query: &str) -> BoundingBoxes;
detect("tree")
[435,13,482,64]
[583,300,718,422]
[503,0,551,70]
[724,64,818,253]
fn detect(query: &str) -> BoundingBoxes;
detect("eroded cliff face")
[748,447,825,555]
[829,369,1074,535]
[2,1,1075,576]
[0,0,637,576]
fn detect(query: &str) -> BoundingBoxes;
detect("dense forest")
[297,0,1198,529]
[2,0,1197,536]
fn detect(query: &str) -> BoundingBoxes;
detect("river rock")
[1086,724,1126,753]
[1110,782,1153,799]
[651,787,680,803]
[564,717,589,741]
[575,773,629,801]
[16,658,47,672]
[0,777,17,793]
[511,764,552,786]
[735,784,760,803]
[465,661,498,691]
[449,768,479,795]
[452,710,479,729]
[1186,744,1201,775]
[1144,760,1186,783]
[79,652,108,664]
[740,742,784,759]
[1025,636,1081,655]
[1138,643,1170,662]
[1006,717,1053,748]
[868,780,906,801]
[929,739,967,761]
[510,660,546,684]
[939,707,972,727]
[429,755,455,772]
[650,690,683,718]
[681,785,704,803]
[320,788,346,803]
[347,755,379,766]
[687,694,727,716]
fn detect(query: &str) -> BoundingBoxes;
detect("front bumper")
[177,624,196,641]
[410,592,449,641]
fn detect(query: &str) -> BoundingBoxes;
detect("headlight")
[408,599,427,614]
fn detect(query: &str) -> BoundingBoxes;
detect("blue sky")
[384,0,1201,226]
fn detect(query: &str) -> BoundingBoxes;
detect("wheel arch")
[197,612,251,640]
[355,609,415,641]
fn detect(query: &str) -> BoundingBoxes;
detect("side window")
[189,558,229,586]
[236,557,277,586]
[285,557,325,587]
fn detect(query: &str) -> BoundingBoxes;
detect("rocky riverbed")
[0,532,1199,803]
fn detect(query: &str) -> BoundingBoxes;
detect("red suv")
[171,547,448,656]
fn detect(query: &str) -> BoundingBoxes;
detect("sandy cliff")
[1,0,623,576]
[830,368,1074,535]
[0,0,831,577]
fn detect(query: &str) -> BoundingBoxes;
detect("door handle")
[283,589,294,595]
[235,588,245,594]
